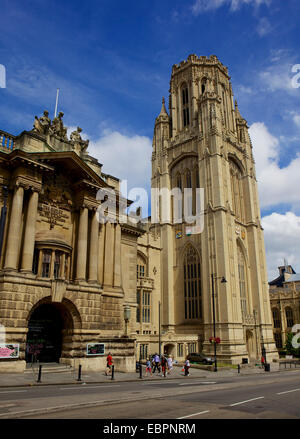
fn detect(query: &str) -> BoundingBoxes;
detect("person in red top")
[105,353,113,375]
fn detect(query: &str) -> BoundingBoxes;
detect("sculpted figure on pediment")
[33,110,51,135]
[70,126,89,154]
[50,111,68,141]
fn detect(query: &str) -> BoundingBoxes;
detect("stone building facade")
[0,116,143,372]
[269,265,300,351]
[149,54,278,363]
[0,54,279,371]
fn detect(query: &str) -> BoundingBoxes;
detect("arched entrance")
[164,343,176,357]
[25,300,76,363]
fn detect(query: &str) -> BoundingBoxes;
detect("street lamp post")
[211,274,227,372]
[158,301,161,358]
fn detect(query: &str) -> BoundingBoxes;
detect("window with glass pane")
[32,249,39,275]
[142,291,150,323]
[136,291,141,323]
[285,307,294,328]
[54,251,62,279]
[41,250,51,277]
[272,308,281,329]
[184,246,202,320]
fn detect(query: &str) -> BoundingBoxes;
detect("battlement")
[171,54,229,77]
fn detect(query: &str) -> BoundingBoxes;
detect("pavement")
[0,362,282,388]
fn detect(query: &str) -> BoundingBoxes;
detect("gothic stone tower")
[152,54,278,363]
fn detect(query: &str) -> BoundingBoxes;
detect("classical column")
[103,221,114,287]
[113,223,121,287]
[97,224,105,285]
[4,185,24,270]
[88,210,99,282]
[76,206,88,281]
[21,189,39,272]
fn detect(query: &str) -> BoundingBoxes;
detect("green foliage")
[284,332,300,357]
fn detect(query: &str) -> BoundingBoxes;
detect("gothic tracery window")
[183,246,202,320]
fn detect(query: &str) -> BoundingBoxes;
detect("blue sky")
[1,0,300,279]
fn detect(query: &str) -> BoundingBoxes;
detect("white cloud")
[290,112,300,127]
[191,0,271,14]
[262,212,300,280]
[249,122,300,211]
[256,17,272,37]
[88,129,152,215]
[259,61,297,93]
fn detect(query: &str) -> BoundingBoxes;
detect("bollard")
[111,365,115,380]
[37,365,42,383]
[238,364,240,374]
[77,364,82,382]
[139,363,143,379]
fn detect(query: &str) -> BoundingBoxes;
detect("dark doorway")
[26,304,63,363]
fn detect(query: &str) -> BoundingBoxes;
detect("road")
[0,370,299,419]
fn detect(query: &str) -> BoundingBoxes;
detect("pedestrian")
[152,353,161,374]
[145,357,152,377]
[184,357,190,376]
[167,355,173,374]
[161,355,167,377]
[105,352,113,375]
[261,355,265,369]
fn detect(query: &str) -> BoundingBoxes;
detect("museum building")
[0,54,279,372]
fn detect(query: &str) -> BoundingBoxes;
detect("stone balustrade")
[0,129,15,151]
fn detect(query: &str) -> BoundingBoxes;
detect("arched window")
[272,308,281,329]
[137,253,147,278]
[229,159,245,222]
[183,246,202,320]
[285,307,294,328]
[186,170,192,188]
[237,244,248,315]
[181,84,190,127]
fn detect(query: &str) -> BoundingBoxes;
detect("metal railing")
[279,360,300,370]
[0,129,15,151]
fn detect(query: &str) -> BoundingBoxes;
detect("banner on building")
[0,344,19,358]
[86,343,105,356]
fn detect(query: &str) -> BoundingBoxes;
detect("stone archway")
[25,297,81,363]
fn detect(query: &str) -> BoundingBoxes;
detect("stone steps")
[25,363,74,374]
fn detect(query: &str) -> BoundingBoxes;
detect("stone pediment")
[30,151,109,189]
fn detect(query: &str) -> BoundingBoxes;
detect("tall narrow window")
[184,246,202,320]
[272,308,281,329]
[41,250,51,278]
[142,291,151,323]
[182,84,190,127]
[285,307,294,328]
[54,251,62,279]
[238,245,248,315]
[229,160,244,222]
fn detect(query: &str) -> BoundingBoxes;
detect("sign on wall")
[86,343,105,356]
[0,344,19,359]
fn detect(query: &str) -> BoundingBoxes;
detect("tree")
[284,332,300,357]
